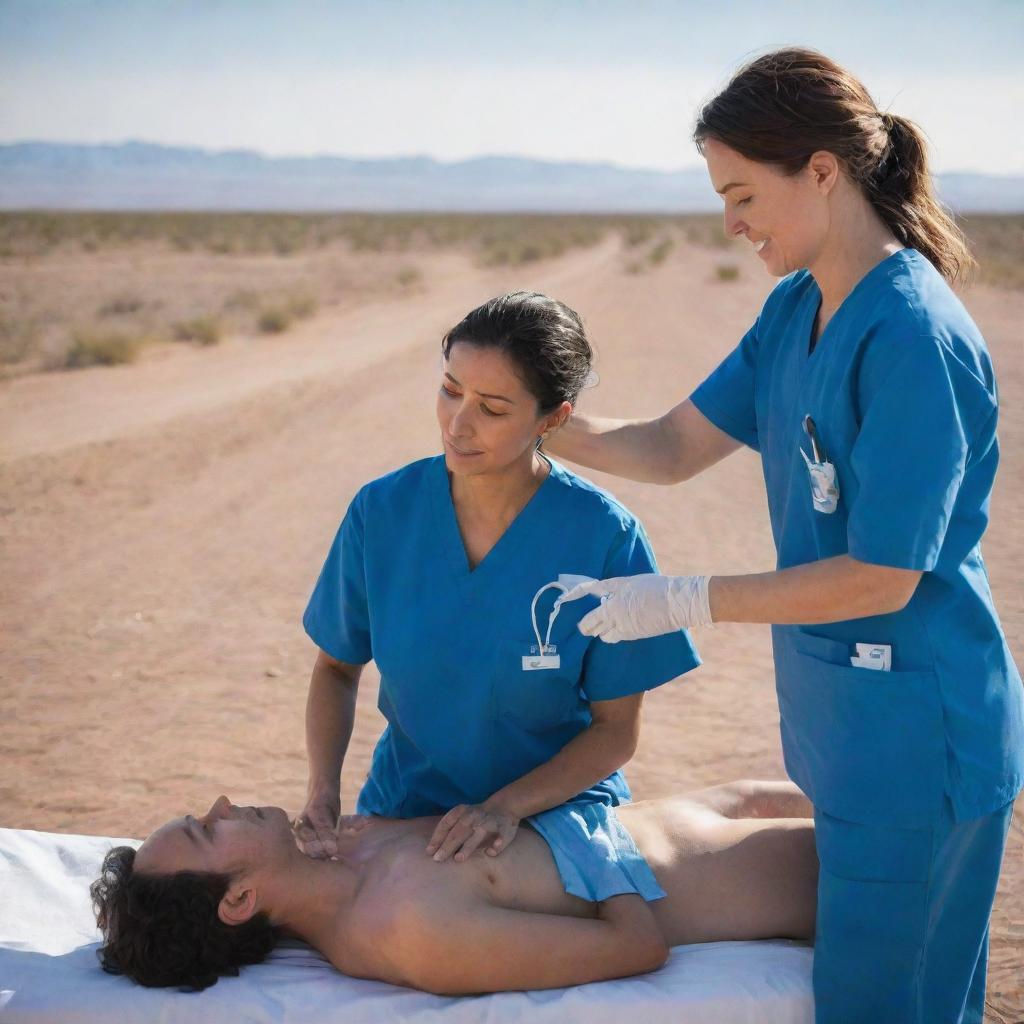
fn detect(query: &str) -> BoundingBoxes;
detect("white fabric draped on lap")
[0,827,814,1024]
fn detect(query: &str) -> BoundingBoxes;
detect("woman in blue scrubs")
[298,290,700,904]
[552,49,1023,1024]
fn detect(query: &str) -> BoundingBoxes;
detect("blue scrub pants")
[812,796,1015,1024]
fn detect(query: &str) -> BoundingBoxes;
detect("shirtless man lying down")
[91,780,817,994]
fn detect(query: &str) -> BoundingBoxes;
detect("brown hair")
[693,48,975,284]
[91,845,279,991]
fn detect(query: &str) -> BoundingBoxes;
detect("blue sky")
[2,1,1021,173]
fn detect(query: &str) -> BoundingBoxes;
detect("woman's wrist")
[483,789,526,820]
[305,777,341,804]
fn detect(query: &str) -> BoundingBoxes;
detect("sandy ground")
[1,236,1021,1019]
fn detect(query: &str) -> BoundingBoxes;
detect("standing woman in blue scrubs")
[298,291,699,906]
[553,49,1023,1023]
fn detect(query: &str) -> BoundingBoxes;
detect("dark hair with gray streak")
[442,291,593,413]
[693,47,975,284]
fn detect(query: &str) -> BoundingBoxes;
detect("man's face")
[134,795,296,877]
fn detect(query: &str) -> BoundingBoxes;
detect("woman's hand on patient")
[557,573,713,642]
[426,802,521,862]
[294,791,370,859]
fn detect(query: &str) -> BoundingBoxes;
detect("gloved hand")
[556,573,713,643]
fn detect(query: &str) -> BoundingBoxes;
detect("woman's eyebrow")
[444,371,514,403]
[718,182,748,194]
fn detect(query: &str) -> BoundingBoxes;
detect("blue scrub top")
[303,455,701,818]
[691,248,1024,827]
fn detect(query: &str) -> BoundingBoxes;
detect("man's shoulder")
[337,878,476,990]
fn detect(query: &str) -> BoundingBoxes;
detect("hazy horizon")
[2,1,1022,175]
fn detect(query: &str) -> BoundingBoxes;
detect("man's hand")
[294,791,370,859]
[557,573,713,643]
[426,803,521,862]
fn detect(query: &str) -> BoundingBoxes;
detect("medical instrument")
[800,414,840,514]
[803,415,825,462]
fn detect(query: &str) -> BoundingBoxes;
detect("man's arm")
[380,895,669,995]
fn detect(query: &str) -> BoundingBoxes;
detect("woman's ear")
[218,883,258,927]
[542,400,574,438]
[807,150,840,196]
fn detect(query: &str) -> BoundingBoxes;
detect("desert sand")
[1,235,1021,1019]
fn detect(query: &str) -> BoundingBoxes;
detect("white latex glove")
[556,574,713,643]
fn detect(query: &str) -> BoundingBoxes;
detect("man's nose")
[202,794,233,823]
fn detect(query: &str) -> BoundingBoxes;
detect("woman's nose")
[448,401,475,438]
[723,210,747,241]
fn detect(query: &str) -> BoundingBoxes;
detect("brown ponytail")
[694,48,975,284]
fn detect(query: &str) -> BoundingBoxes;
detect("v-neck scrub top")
[303,455,700,899]
[690,248,1024,828]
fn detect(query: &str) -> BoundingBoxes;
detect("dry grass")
[63,329,142,369]
[0,211,1019,373]
[961,214,1024,291]
[172,316,222,346]
[648,238,675,265]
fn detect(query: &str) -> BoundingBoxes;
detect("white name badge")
[850,642,892,672]
[522,644,560,671]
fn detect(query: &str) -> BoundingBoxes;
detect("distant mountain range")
[1,141,1022,213]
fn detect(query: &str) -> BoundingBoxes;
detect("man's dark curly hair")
[90,844,280,991]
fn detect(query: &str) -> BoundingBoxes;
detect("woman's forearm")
[485,719,637,820]
[305,660,360,797]
[544,411,684,485]
[708,554,921,625]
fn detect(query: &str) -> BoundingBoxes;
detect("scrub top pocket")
[498,633,589,731]
[776,630,947,828]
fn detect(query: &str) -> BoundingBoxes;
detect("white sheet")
[0,827,814,1023]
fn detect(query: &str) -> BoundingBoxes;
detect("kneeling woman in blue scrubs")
[298,291,699,904]
[553,49,1023,1024]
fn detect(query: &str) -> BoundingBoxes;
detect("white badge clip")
[522,576,597,670]
[523,580,573,670]
[801,415,839,514]
[850,642,892,672]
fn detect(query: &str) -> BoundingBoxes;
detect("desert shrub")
[716,264,740,282]
[224,288,260,311]
[396,267,421,287]
[173,317,222,346]
[286,293,317,319]
[624,223,653,247]
[258,307,291,333]
[648,238,674,265]
[0,314,39,364]
[99,293,146,317]
[64,329,141,368]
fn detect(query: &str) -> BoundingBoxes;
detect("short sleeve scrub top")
[689,248,1024,829]
[304,454,701,901]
